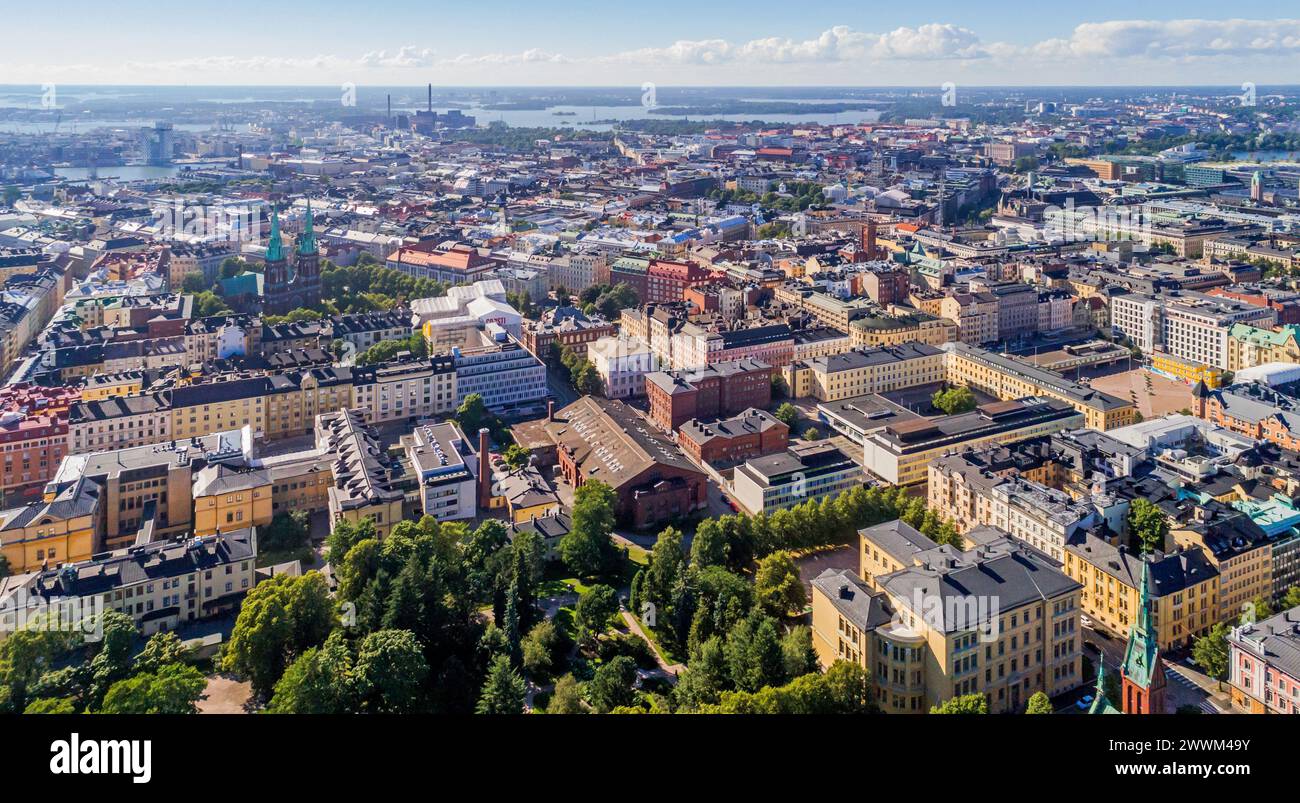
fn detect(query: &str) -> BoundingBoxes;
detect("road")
[545,364,579,407]
[1082,628,1222,713]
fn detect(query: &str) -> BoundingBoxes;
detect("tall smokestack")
[477,428,491,508]
[547,400,555,422]
[387,94,391,119]
[428,83,432,112]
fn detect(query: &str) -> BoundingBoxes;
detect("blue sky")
[5,1,1300,85]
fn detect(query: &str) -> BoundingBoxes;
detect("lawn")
[255,546,318,570]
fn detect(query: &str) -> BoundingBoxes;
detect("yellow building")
[1064,536,1221,651]
[850,310,957,348]
[488,464,561,524]
[1150,350,1222,388]
[1171,519,1274,623]
[1227,324,1300,372]
[942,342,1137,430]
[80,371,147,402]
[192,463,275,537]
[792,342,945,402]
[319,409,406,539]
[811,523,1084,713]
[0,477,100,572]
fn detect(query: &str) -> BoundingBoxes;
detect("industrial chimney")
[427,83,433,112]
[477,427,491,508]
[547,399,555,422]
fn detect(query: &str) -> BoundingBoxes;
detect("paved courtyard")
[1085,368,1195,419]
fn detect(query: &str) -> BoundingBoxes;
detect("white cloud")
[9,19,1300,85]
[1031,18,1300,60]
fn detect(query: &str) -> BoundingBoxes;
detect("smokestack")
[387,94,391,120]
[477,428,491,508]
[547,399,555,422]
[428,83,432,112]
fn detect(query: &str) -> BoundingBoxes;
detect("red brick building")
[644,358,774,433]
[645,259,712,305]
[543,396,707,529]
[860,264,911,306]
[677,408,788,466]
[0,383,79,506]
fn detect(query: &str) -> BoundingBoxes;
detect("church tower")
[294,199,321,310]
[1120,559,1167,714]
[263,210,290,314]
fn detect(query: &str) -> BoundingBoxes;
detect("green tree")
[24,697,77,714]
[135,632,191,675]
[931,385,977,414]
[802,426,821,441]
[262,510,311,553]
[521,619,562,680]
[267,631,356,714]
[180,272,209,293]
[1282,585,1300,610]
[476,654,527,714]
[1192,622,1232,689]
[587,655,638,713]
[773,402,798,427]
[724,611,787,693]
[754,551,806,617]
[454,393,490,437]
[502,444,531,472]
[354,629,428,714]
[1025,691,1053,714]
[99,664,207,714]
[561,480,617,576]
[931,693,989,714]
[1128,498,1169,554]
[575,584,619,643]
[546,673,586,714]
[222,572,335,697]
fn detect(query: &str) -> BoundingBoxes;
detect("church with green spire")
[262,200,321,315]
[1119,559,1167,714]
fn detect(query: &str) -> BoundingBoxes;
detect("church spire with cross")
[1119,557,1167,714]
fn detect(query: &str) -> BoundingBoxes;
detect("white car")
[1081,615,1094,629]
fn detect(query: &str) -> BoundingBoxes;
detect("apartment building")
[864,397,1084,487]
[785,342,944,402]
[318,409,405,538]
[5,528,256,637]
[645,358,773,433]
[404,420,479,522]
[941,342,1137,430]
[1228,605,1300,714]
[676,408,789,468]
[1111,291,1276,370]
[811,532,1083,713]
[0,476,100,573]
[940,291,999,345]
[351,355,457,424]
[731,442,860,516]
[1227,323,1300,371]
[587,335,659,399]
[1064,535,1220,650]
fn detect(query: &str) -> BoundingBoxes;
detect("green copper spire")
[298,199,318,256]
[266,210,284,262]
[1088,659,1120,714]
[1121,558,1160,690]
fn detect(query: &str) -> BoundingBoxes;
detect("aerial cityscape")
[0,2,1297,770]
